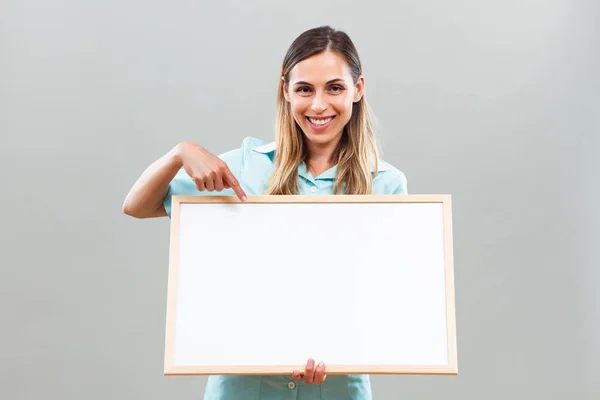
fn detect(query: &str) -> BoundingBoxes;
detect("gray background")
[1,0,598,399]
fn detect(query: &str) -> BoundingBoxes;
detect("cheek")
[291,99,309,117]
[332,95,354,116]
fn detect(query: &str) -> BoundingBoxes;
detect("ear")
[353,75,365,103]
[282,76,291,102]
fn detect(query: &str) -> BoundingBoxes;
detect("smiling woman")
[270,28,376,196]
[122,25,408,400]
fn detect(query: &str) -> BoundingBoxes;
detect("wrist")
[171,141,189,168]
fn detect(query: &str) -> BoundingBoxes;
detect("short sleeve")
[391,171,408,194]
[162,138,250,218]
[373,166,408,195]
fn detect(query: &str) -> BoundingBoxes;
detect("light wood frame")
[164,194,457,376]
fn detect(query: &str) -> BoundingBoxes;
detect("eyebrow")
[293,78,345,86]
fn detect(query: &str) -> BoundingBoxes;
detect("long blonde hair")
[265,26,380,195]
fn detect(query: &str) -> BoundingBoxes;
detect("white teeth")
[309,117,333,126]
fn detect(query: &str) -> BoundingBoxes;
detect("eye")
[329,85,345,93]
[295,86,312,95]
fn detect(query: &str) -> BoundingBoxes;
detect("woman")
[123,25,407,400]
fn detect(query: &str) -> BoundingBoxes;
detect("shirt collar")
[251,142,277,154]
[252,141,391,179]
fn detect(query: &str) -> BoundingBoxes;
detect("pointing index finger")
[223,168,247,202]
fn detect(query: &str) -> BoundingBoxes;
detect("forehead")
[289,51,353,84]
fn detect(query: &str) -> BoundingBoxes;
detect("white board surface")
[164,195,457,375]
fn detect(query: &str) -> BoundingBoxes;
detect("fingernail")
[308,358,314,366]
[242,196,247,201]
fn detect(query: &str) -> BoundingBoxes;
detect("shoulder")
[232,136,276,162]
[209,136,275,168]
[373,159,408,195]
[239,136,275,153]
[377,160,407,181]
[232,137,276,170]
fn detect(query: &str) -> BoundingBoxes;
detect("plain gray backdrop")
[1,0,599,399]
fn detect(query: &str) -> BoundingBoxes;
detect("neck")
[304,136,341,177]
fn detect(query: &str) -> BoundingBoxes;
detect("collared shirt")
[163,136,407,217]
[162,136,408,400]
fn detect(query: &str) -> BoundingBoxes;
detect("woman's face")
[284,50,364,149]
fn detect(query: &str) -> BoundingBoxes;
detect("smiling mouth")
[306,116,334,126]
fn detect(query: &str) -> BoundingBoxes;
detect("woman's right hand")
[122,141,247,219]
[176,141,247,201]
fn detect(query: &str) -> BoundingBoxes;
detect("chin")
[302,129,340,145]
[299,120,343,144]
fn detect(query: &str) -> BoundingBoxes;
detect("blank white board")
[164,195,457,375]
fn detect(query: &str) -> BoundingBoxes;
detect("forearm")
[122,144,183,218]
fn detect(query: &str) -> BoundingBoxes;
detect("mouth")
[306,116,335,131]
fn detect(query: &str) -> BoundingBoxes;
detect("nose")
[310,91,327,114]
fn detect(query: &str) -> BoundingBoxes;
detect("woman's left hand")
[292,358,327,384]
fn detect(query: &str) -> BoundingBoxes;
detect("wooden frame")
[164,194,457,376]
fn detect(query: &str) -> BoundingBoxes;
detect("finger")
[292,370,302,382]
[214,172,224,192]
[314,362,326,384]
[223,169,247,201]
[204,177,215,192]
[304,358,315,384]
[193,177,205,192]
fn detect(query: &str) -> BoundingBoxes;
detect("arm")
[122,141,246,219]
[122,144,183,219]
[392,172,408,194]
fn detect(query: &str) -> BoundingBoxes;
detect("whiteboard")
[164,195,457,375]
